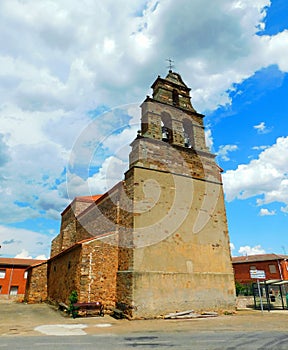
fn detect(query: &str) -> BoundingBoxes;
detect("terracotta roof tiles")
[232,254,288,264]
[0,258,46,266]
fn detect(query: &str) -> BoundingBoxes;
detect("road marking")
[34,324,87,336]
[95,323,112,328]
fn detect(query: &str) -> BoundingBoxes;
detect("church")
[25,70,236,318]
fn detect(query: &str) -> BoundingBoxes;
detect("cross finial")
[166,58,175,71]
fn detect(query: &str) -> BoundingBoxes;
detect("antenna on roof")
[166,58,175,72]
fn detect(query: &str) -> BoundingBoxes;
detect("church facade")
[25,70,236,318]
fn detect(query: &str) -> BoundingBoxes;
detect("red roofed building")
[232,254,288,284]
[0,258,45,299]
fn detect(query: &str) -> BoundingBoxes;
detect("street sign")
[250,269,266,279]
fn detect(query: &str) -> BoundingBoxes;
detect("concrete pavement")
[0,300,288,337]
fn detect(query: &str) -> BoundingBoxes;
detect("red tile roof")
[0,258,46,266]
[75,194,103,202]
[61,194,104,216]
[232,254,288,264]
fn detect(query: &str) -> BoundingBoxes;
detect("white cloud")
[1,0,288,256]
[259,208,276,216]
[281,206,288,214]
[252,145,268,151]
[253,121,272,134]
[15,249,47,260]
[0,225,51,258]
[223,137,288,207]
[230,242,235,253]
[217,144,238,161]
[66,155,127,199]
[205,129,213,150]
[238,245,266,256]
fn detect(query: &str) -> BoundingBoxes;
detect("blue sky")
[0,0,287,258]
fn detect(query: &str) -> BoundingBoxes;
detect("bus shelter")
[253,279,288,310]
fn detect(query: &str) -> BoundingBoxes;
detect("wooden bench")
[73,302,104,317]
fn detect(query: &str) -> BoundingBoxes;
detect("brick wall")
[233,260,283,283]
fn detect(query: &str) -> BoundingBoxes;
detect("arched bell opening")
[183,118,194,148]
[161,112,173,143]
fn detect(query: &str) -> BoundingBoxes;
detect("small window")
[269,264,277,274]
[0,270,6,279]
[250,266,256,270]
[0,286,2,294]
[172,89,179,106]
[24,271,28,279]
[9,286,18,296]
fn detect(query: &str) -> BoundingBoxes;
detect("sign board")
[250,269,266,279]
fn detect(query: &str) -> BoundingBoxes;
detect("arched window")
[183,119,194,148]
[161,112,173,143]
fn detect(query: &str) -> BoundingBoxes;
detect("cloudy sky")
[0,0,287,259]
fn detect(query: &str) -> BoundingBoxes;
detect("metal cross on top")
[166,58,175,71]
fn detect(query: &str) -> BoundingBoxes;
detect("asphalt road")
[1,301,288,349]
[0,331,288,349]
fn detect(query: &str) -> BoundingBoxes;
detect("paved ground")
[0,300,287,337]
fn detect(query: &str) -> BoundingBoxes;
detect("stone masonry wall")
[141,100,207,152]
[25,262,48,303]
[116,172,135,314]
[48,238,119,313]
[48,246,82,305]
[50,234,61,258]
[79,237,118,312]
[130,137,221,184]
[77,190,120,239]
[50,200,96,258]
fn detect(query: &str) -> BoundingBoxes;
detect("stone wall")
[50,199,98,258]
[50,234,61,258]
[236,296,255,309]
[48,245,82,305]
[25,262,48,303]
[116,162,235,318]
[77,186,120,239]
[80,237,118,312]
[129,138,220,184]
[47,237,119,313]
[140,100,207,152]
[132,271,235,318]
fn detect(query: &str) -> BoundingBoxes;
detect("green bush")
[235,282,253,296]
[68,290,78,318]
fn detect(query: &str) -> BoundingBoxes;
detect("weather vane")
[166,58,175,71]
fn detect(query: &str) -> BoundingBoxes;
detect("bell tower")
[116,70,236,319]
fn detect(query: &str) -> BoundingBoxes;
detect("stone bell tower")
[116,70,235,318]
